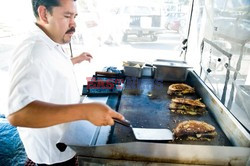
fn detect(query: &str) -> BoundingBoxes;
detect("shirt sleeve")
[8,41,55,116]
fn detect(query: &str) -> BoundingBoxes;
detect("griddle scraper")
[114,118,173,141]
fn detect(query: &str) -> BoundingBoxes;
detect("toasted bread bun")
[173,120,217,140]
[171,98,205,108]
[169,98,206,115]
[167,83,195,95]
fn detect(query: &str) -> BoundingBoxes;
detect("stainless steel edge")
[187,70,250,147]
[70,142,250,165]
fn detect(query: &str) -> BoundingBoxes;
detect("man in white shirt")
[7,0,124,165]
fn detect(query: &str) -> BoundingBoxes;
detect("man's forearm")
[71,56,80,64]
[8,100,124,128]
[8,100,86,128]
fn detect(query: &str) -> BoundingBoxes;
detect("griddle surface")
[107,77,232,146]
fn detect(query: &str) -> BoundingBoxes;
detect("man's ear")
[37,6,49,24]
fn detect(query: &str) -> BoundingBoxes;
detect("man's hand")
[84,102,124,126]
[71,52,93,64]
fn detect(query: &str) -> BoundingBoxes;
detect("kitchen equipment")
[63,70,250,165]
[153,60,191,81]
[142,63,155,77]
[123,61,144,78]
[82,71,124,96]
[113,118,173,141]
[109,76,232,146]
[95,71,125,79]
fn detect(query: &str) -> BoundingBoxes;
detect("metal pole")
[184,0,194,61]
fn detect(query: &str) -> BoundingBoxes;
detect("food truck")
[0,0,249,165]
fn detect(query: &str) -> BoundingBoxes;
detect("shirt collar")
[32,23,70,58]
[33,23,65,49]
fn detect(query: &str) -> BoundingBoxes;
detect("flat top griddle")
[107,77,232,146]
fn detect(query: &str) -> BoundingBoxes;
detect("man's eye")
[64,15,70,18]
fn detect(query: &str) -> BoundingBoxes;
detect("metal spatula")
[113,118,173,141]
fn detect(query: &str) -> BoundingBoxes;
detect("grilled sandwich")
[169,98,206,115]
[174,120,217,141]
[167,83,195,96]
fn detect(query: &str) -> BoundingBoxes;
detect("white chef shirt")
[8,24,80,164]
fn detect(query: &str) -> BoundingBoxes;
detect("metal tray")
[153,60,191,82]
[123,61,144,78]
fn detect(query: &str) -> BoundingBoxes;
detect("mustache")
[66,27,75,34]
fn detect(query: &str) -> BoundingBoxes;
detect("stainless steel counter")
[65,70,250,165]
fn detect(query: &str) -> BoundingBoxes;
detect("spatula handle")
[113,118,131,127]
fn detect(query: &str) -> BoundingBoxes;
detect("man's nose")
[69,18,76,28]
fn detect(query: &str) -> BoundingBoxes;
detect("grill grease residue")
[107,77,231,146]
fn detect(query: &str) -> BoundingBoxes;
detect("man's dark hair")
[32,0,76,18]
